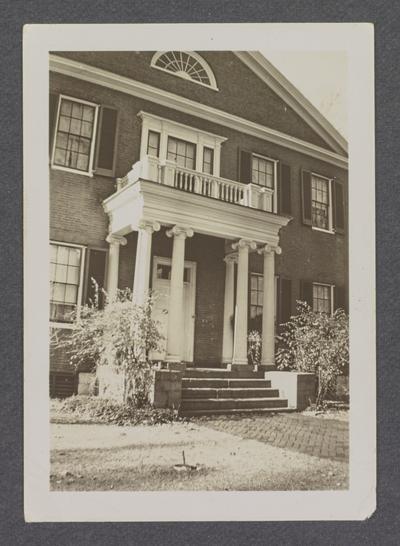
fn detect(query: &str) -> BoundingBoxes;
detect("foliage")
[51,395,184,426]
[57,282,162,406]
[276,301,349,409]
[248,330,262,366]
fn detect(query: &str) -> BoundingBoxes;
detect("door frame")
[152,255,197,362]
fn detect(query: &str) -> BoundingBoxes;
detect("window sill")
[312,226,335,235]
[50,164,94,178]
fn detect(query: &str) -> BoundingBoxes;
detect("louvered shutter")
[333,179,345,234]
[84,249,107,308]
[301,170,312,225]
[239,150,252,184]
[334,285,346,312]
[49,93,59,155]
[279,277,292,325]
[94,106,119,176]
[300,280,313,308]
[278,163,292,215]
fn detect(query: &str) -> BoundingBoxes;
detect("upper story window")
[151,51,218,91]
[252,154,276,189]
[239,150,279,213]
[311,174,332,231]
[50,94,119,178]
[52,96,99,175]
[139,111,227,177]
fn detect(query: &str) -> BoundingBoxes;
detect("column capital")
[258,244,282,255]
[166,225,194,240]
[138,219,161,234]
[224,252,238,264]
[231,239,257,251]
[106,234,127,246]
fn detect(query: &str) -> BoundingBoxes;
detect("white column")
[232,239,257,365]
[165,225,194,363]
[222,253,237,364]
[259,244,281,367]
[105,234,127,301]
[133,220,160,304]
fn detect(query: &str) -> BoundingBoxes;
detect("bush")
[51,395,184,426]
[248,330,262,366]
[56,283,162,406]
[276,301,349,409]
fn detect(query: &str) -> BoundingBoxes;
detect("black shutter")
[333,179,345,234]
[334,285,346,312]
[239,150,252,184]
[278,163,292,215]
[49,93,59,155]
[95,106,119,176]
[279,277,292,325]
[300,280,313,308]
[84,249,107,308]
[301,170,312,225]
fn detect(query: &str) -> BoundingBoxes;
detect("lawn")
[50,421,348,491]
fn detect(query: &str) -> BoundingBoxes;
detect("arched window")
[151,51,218,90]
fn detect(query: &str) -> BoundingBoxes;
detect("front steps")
[180,367,290,416]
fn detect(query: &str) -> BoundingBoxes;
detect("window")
[252,155,275,188]
[311,174,331,230]
[167,137,196,169]
[312,283,332,314]
[250,274,264,319]
[52,96,98,174]
[156,263,191,283]
[50,243,84,323]
[151,51,218,90]
[139,112,226,177]
[147,130,160,157]
[202,147,214,175]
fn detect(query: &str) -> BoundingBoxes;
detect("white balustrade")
[116,156,275,212]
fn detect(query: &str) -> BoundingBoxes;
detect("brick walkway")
[198,413,349,463]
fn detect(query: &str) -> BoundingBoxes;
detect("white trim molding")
[49,54,348,170]
[234,51,348,156]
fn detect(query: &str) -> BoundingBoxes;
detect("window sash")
[251,155,275,189]
[51,96,99,175]
[167,136,196,169]
[312,283,332,314]
[311,174,332,231]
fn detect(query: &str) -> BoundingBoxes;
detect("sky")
[263,51,348,140]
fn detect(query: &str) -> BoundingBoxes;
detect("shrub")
[276,301,349,409]
[57,283,162,406]
[51,395,184,426]
[248,330,262,366]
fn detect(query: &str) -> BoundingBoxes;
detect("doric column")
[258,244,281,367]
[133,220,160,304]
[231,239,257,365]
[222,253,237,364]
[165,225,194,363]
[105,234,127,301]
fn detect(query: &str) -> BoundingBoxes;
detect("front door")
[150,256,196,362]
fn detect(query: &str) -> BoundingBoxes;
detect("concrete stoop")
[180,367,291,416]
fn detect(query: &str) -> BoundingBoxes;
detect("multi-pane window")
[312,283,332,314]
[156,263,190,283]
[50,243,83,323]
[202,147,214,175]
[52,97,98,173]
[251,155,275,188]
[250,274,264,319]
[147,130,160,157]
[311,174,330,230]
[151,51,218,90]
[167,136,196,169]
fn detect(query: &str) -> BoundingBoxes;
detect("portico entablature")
[103,179,291,245]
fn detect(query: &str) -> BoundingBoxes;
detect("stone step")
[181,407,294,417]
[181,378,272,389]
[180,397,288,411]
[181,387,280,399]
[184,368,264,379]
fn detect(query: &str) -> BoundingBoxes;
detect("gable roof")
[235,52,347,156]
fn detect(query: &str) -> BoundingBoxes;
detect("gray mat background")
[1,2,397,543]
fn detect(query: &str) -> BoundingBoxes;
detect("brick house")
[49,51,348,410]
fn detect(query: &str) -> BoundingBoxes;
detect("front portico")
[102,156,291,368]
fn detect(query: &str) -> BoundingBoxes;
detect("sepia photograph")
[23,23,375,521]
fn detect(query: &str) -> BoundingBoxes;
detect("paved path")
[197,413,348,462]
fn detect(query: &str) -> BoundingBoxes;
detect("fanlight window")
[151,51,218,90]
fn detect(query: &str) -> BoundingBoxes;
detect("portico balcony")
[116,155,275,213]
